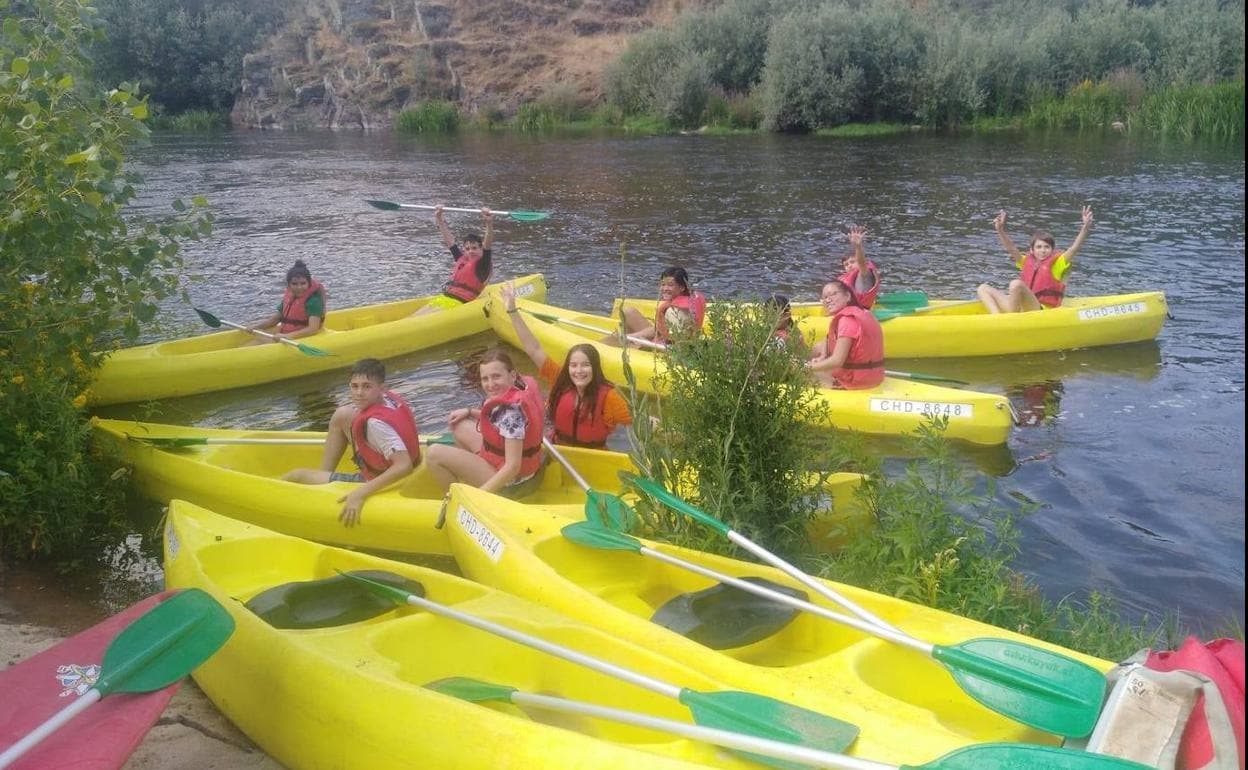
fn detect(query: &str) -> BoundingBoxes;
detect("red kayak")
[0,591,182,770]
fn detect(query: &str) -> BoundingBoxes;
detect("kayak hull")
[163,500,813,770]
[0,591,181,770]
[489,297,1013,445]
[89,273,546,405]
[444,483,1114,766]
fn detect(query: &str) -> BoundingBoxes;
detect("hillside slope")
[232,0,699,128]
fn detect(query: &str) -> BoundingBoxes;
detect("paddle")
[793,291,931,310]
[615,484,1109,739]
[883,370,969,387]
[341,571,859,769]
[872,299,985,322]
[541,437,637,531]
[526,310,665,350]
[0,588,234,769]
[126,433,456,449]
[364,199,551,222]
[430,676,1151,770]
[192,308,331,357]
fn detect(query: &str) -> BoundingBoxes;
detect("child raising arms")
[977,206,1094,314]
[414,205,494,315]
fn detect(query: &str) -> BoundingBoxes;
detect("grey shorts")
[329,471,364,483]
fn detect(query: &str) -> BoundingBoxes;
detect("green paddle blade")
[886,370,970,386]
[907,743,1156,770]
[193,307,224,328]
[624,473,731,535]
[932,638,1106,738]
[246,570,425,629]
[97,588,234,695]
[585,490,638,532]
[875,291,929,309]
[364,199,402,211]
[562,521,643,552]
[678,689,858,770]
[505,210,551,222]
[294,341,333,357]
[426,676,519,704]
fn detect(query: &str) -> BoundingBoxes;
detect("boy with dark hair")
[413,204,495,315]
[282,358,421,526]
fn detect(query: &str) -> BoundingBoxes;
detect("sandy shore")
[1,572,284,769]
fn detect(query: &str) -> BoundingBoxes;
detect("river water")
[86,128,1244,632]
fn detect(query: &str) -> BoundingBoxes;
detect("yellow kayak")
[443,483,1114,766]
[94,417,628,556]
[164,499,843,769]
[615,291,1167,359]
[95,417,868,555]
[88,273,547,405]
[488,297,1014,446]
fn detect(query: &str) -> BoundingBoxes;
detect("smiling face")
[658,277,683,301]
[479,360,514,399]
[821,282,852,315]
[349,374,384,409]
[567,349,594,390]
[287,276,310,297]
[1029,237,1055,260]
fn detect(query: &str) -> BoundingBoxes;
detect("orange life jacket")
[550,383,615,449]
[442,250,489,302]
[654,291,707,344]
[350,390,421,480]
[838,260,881,308]
[1020,251,1066,308]
[825,306,885,389]
[279,280,326,333]
[478,375,545,478]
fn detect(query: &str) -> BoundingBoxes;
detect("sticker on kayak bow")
[869,398,975,419]
[457,506,505,562]
[56,663,100,697]
[1078,302,1146,321]
[514,282,537,297]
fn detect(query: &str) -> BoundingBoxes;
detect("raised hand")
[994,210,1008,231]
[847,224,867,246]
[1080,205,1094,228]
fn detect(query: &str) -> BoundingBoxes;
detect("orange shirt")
[539,359,633,429]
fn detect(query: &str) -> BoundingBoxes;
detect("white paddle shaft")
[509,690,892,770]
[215,318,305,351]
[401,594,683,699]
[393,203,513,216]
[0,688,102,768]
[542,438,591,493]
[533,313,667,351]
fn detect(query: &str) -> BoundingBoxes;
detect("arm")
[435,205,455,249]
[993,210,1023,264]
[807,337,853,372]
[281,314,322,341]
[481,208,494,251]
[1062,206,1095,263]
[479,438,522,493]
[502,283,548,369]
[337,451,413,527]
[248,312,281,332]
[847,225,873,292]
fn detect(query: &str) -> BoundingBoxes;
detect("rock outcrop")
[232,0,699,129]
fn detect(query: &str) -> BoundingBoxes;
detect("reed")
[394,100,460,134]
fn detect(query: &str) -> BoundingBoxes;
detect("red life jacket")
[442,250,489,302]
[654,291,707,344]
[349,390,422,481]
[825,306,885,389]
[1020,251,1066,308]
[478,375,545,478]
[838,260,881,308]
[550,383,615,448]
[279,279,326,333]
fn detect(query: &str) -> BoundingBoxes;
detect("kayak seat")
[650,577,808,650]
[245,569,424,629]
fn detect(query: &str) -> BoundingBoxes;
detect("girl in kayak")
[806,279,885,389]
[766,293,796,347]
[281,358,421,527]
[413,205,494,315]
[425,349,546,493]
[616,267,707,346]
[500,282,632,448]
[835,225,880,308]
[977,206,1094,313]
[246,259,326,344]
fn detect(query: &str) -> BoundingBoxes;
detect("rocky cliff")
[231,0,699,129]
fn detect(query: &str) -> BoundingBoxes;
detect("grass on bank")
[148,108,230,132]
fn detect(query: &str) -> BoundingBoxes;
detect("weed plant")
[149,109,230,132]
[395,100,460,134]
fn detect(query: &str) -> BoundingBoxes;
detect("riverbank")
[0,567,283,769]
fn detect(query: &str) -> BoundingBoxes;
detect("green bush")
[149,108,230,132]
[1,0,212,562]
[395,100,460,133]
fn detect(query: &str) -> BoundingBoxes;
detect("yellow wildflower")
[10,374,24,385]
[72,393,88,409]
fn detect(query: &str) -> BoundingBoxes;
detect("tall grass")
[149,109,229,132]
[394,100,459,134]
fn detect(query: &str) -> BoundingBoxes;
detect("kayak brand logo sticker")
[456,506,505,562]
[56,663,100,697]
[514,283,536,297]
[869,399,974,419]
[1077,302,1146,321]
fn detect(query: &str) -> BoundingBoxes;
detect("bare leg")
[976,284,1009,314]
[1007,280,1043,313]
[451,418,483,451]
[281,404,354,484]
[424,444,498,492]
[602,306,654,346]
[412,303,441,317]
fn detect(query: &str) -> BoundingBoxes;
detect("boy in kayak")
[616,266,707,346]
[246,259,326,344]
[413,205,494,315]
[282,358,422,527]
[836,225,880,308]
[977,206,1094,313]
[806,279,885,389]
